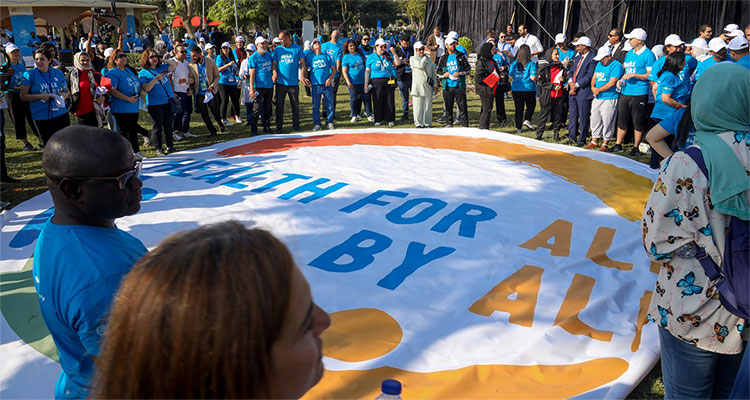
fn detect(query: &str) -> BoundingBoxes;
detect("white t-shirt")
[513,33,544,61]
[170,58,191,93]
[434,34,445,58]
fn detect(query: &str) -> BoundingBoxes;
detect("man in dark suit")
[608,28,628,63]
[566,36,596,146]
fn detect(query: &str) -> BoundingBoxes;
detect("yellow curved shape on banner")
[322,308,402,362]
[303,358,629,399]
[218,133,653,221]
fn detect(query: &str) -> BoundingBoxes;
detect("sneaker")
[599,144,609,152]
[234,117,243,124]
[628,148,638,156]
[134,151,145,160]
[374,122,382,126]
[166,147,176,154]
[367,115,375,122]
[356,115,362,120]
[611,144,624,153]
[223,120,234,126]
[22,143,35,151]
[156,149,166,157]
[183,131,198,138]
[351,116,358,123]
[515,129,522,133]
[523,120,534,129]
[173,133,183,141]
[446,124,453,128]
[436,116,448,124]
[143,137,152,147]
[387,122,394,127]
[584,142,599,150]
[327,123,335,130]
[313,124,322,131]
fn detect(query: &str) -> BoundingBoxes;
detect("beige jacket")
[410,55,437,97]
[189,56,219,94]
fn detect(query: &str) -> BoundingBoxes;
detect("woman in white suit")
[409,42,438,128]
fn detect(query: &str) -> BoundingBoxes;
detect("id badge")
[387,79,395,85]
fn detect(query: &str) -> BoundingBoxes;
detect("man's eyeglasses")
[62,161,142,190]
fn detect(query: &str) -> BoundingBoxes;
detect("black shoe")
[1,176,21,183]
[564,139,576,145]
[628,148,638,156]
[553,132,560,141]
[166,147,176,154]
[263,127,271,134]
[294,126,302,132]
[218,125,226,133]
[611,144,624,153]
[22,143,35,151]
[156,149,166,157]
[400,115,409,121]
[536,133,543,140]
[436,117,448,124]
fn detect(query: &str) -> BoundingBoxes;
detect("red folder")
[483,70,500,94]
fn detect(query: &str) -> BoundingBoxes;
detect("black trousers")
[275,83,300,131]
[479,93,494,129]
[371,78,395,123]
[113,112,141,153]
[218,83,241,120]
[35,113,70,145]
[536,96,565,137]
[251,87,274,133]
[494,87,507,124]
[6,91,40,141]
[195,93,223,135]
[444,87,468,126]
[513,91,536,130]
[76,111,98,127]
[147,104,174,150]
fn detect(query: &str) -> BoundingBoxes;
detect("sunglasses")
[62,161,142,190]
[149,55,159,59]
[116,54,127,59]
[178,50,187,53]
[362,38,370,41]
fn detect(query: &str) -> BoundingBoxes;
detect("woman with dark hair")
[217,42,242,126]
[107,49,147,159]
[69,51,105,127]
[475,42,502,130]
[19,48,70,145]
[649,52,689,168]
[341,39,372,123]
[509,44,538,133]
[3,43,42,150]
[138,49,178,156]
[91,221,331,398]
[364,38,402,127]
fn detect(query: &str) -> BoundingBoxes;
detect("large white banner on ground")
[1,128,661,399]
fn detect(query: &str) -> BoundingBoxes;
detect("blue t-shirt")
[248,51,274,89]
[107,67,140,114]
[273,44,303,86]
[342,52,366,84]
[685,54,698,71]
[6,60,26,92]
[651,71,689,121]
[594,60,624,100]
[456,44,468,56]
[649,57,692,88]
[133,37,144,51]
[321,41,343,78]
[138,64,174,106]
[621,47,656,96]
[658,107,694,150]
[510,60,537,92]
[306,52,334,86]
[359,45,373,56]
[366,52,396,79]
[556,47,576,65]
[185,38,196,49]
[493,53,510,67]
[216,55,237,84]
[443,54,464,88]
[21,67,68,121]
[693,57,717,82]
[736,54,750,70]
[33,221,148,399]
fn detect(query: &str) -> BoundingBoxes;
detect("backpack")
[684,146,750,320]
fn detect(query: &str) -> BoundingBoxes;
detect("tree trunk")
[268,5,280,38]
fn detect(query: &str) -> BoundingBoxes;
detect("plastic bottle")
[374,379,403,400]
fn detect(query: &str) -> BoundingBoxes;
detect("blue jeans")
[397,79,411,117]
[659,326,745,399]
[312,85,334,126]
[347,83,372,117]
[172,91,193,133]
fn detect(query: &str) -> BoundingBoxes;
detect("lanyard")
[38,69,53,94]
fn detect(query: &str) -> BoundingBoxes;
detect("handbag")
[149,68,182,113]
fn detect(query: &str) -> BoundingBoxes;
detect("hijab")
[478,42,494,61]
[73,51,92,71]
[691,62,750,219]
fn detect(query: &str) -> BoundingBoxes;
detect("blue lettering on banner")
[193,167,252,184]
[339,189,409,213]
[222,170,272,189]
[278,178,349,203]
[168,160,230,177]
[309,229,393,272]
[251,173,311,193]
[377,242,456,290]
[145,158,198,172]
[386,198,447,225]
[431,203,498,238]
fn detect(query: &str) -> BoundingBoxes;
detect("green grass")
[0,86,662,398]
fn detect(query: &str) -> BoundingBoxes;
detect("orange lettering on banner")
[554,274,614,342]
[468,265,543,327]
[518,219,573,257]
[585,227,634,271]
[631,290,654,352]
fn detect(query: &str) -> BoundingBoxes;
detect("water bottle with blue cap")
[374,379,403,400]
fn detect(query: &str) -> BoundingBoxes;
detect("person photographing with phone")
[138,50,178,156]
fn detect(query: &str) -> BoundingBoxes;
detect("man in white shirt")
[426,27,445,63]
[170,43,197,139]
[514,24,544,61]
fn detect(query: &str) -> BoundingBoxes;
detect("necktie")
[573,55,584,83]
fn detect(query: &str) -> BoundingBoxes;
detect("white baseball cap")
[103,47,115,58]
[652,45,664,59]
[255,36,267,45]
[235,35,245,42]
[199,37,206,42]
[246,43,256,51]
[664,34,684,47]
[624,28,647,41]
[726,29,743,38]
[447,31,459,40]
[374,38,387,46]
[593,45,612,61]
[221,41,231,48]
[723,24,740,33]
[708,37,728,52]
[728,35,749,51]
[686,38,708,49]
[5,43,20,53]
[184,33,190,38]
[272,37,281,43]
[311,37,321,44]
[204,43,215,50]
[554,33,567,43]
[445,37,457,45]
[571,36,592,47]
[413,41,425,49]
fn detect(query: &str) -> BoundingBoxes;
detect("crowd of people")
[1,17,749,399]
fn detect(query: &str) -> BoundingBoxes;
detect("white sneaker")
[387,122,394,127]
[183,131,198,138]
[134,151,145,160]
[143,137,151,147]
[327,123,334,130]
[374,122,382,126]
[368,115,375,122]
[223,120,234,126]
[173,133,183,141]
[351,116,357,123]
[233,116,242,124]
[523,120,534,129]
[355,115,362,120]
[313,124,322,131]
